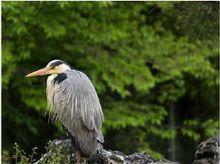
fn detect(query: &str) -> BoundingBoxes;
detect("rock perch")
[35,139,179,164]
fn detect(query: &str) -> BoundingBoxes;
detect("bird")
[26,59,104,163]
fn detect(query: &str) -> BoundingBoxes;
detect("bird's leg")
[58,124,69,140]
[75,150,81,164]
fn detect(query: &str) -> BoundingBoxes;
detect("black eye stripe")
[49,60,64,68]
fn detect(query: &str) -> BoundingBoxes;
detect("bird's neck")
[47,74,57,84]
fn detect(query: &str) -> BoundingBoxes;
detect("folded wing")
[51,70,104,156]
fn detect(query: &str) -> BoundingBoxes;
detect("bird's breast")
[46,74,57,111]
[46,73,68,112]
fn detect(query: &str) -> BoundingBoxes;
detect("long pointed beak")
[25,67,49,77]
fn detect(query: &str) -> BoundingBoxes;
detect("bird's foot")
[75,151,81,164]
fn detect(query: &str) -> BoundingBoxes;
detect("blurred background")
[2,2,219,163]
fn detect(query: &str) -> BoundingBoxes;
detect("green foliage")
[39,141,73,164]
[3,142,70,164]
[2,143,38,164]
[181,119,219,141]
[2,2,219,163]
[202,119,219,137]
[181,120,201,141]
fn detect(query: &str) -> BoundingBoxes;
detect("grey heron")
[26,59,104,163]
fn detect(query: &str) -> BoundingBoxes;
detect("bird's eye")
[50,66,56,69]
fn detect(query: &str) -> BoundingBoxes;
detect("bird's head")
[25,59,71,77]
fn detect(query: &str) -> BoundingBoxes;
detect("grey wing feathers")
[52,70,104,156]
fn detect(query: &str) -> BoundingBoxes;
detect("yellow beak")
[25,67,49,77]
